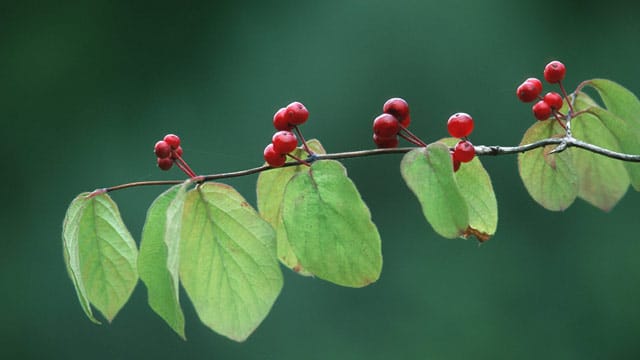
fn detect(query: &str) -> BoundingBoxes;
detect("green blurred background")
[3,0,640,358]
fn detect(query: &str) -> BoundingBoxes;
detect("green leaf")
[570,96,629,211]
[282,160,383,287]
[139,183,190,339]
[401,143,469,238]
[257,139,326,276]
[518,120,579,211]
[585,78,640,125]
[179,183,282,342]
[62,194,99,324]
[445,139,498,241]
[62,193,139,323]
[581,79,640,190]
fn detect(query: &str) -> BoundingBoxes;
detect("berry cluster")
[447,113,476,171]
[372,98,425,148]
[153,134,196,177]
[516,60,567,121]
[264,101,311,167]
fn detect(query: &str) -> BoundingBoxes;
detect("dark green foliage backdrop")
[2,0,640,358]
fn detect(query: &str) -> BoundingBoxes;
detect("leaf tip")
[462,226,492,243]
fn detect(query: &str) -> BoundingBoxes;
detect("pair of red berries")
[273,101,309,131]
[447,113,476,171]
[372,98,411,148]
[516,60,566,120]
[263,131,299,167]
[154,134,183,170]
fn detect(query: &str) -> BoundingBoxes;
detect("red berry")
[451,153,461,172]
[383,98,410,127]
[453,140,475,163]
[285,101,309,126]
[543,92,563,110]
[447,112,474,138]
[263,143,286,167]
[273,107,293,131]
[526,77,543,95]
[171,146,183,159]
[372,134,399,149]
[272,131,298,154]
[373,113,400,138]
[516,81,541,103]
[532,100,552,120]
[544,60,566,83]
[163,134,181,149]
[154,140,172,159]
[157,157,173,171]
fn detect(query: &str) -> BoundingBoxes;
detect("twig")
[91,138,640,194]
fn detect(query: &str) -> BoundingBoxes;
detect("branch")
[90,137,640,195]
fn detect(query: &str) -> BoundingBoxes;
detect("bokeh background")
[3,0,640,358]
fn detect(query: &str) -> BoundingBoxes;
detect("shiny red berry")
[272,131,298,154]
[163,134,181,149]
[453,140,475,163]
[516,81,541,103]
[273,107,293,131]
[372,134,399,149]
[447,112,474,138]
[285,101,309,126]
[526,77,543,95]
[383,98,410,127]
[532,100,552,120]
[373,113,400,138]
[157,157,173,170]
[263,143,286,167]
[543,92,563,110]
[544,61,566,83]
[154,140,172,159]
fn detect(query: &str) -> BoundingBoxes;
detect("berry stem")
[175,157,197,178]
[552,112,567,130]
[294,126,314,156]
[399,126,427,147]
[286,153,312,167]
[558,81,575,115]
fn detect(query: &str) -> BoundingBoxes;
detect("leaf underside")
[138,183,189,339]
[62,193,138,323]
[401,141,497,242]
[582,79,640,190]
[282,160,383,287]
[571,94,629,211]
[257,139,326,276]
[518,121,579,211]
[179,183,283,342]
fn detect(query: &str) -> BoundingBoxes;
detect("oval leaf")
[62,193,99,324]
[179,183,283,342]
[139,183,189,339]
[257,139,326,276]
[282,160,383,287]
[570,100,629,211]
[401,143,469,238]
[518,121,579,211]
[446,142,498,241]
[62,193,138,323]
[585,79,640,125]
[581,79,640,190]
